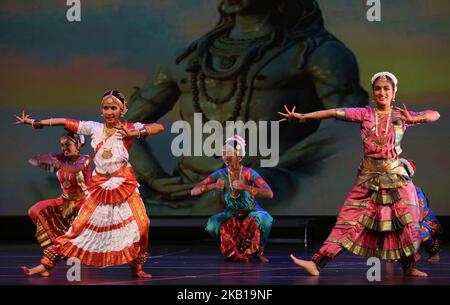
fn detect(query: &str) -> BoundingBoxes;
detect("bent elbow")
[435,111,441,121]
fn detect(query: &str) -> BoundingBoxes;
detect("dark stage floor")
[1,242,449,285]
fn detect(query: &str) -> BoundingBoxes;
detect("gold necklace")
[228,166,243,199]
[101,125,116,159]
[374,109,392,146]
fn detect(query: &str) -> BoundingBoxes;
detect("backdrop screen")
[1,0,449,216]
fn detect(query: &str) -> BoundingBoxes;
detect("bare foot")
[133,270,152,278]
[404,267,428,277]
[289,254,320,276]
[129,264,152,278]
[385,261,395,274]
[22,265,49,277]
[229,253,251,263]
[256,255,270,263]
[428,253,439,263]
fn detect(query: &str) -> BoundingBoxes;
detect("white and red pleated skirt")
[42,166,149,267]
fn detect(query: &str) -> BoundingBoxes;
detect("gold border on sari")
[361,157,401,172]
[36,220,52,249]
[404,200,419,207]
[340,237,417,260]
[369,189,402,205]
[336,220,358,226]
[359,213,413,232]
[344,201,369,207]
[357,157,411,197]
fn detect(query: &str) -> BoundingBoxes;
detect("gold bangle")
[414,114,426,124]
[335,109,346,121]
[137,127,146,138]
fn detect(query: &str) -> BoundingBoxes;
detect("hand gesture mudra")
[14,111,34,125]
[116,121,134,138]
[216,178,225,190]
[277,105,306,123]
[232,179,245,191]
[29,153,60,171]
[394,104,415,125]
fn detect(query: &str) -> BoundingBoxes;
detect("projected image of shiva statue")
[126,0,368,214]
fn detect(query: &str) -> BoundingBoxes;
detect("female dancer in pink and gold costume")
[16,90,164,278]
[279,72,440,277]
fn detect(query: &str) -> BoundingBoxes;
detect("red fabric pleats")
[219,217,261,258]
[89,167,138,205]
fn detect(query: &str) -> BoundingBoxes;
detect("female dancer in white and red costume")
[279,72,440,277]
[16,90,164,278]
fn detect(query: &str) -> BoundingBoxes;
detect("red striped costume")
[41,120,150,268]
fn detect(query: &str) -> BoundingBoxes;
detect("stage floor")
[0,242,449,285]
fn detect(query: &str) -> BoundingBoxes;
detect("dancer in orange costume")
[16,90,164,278]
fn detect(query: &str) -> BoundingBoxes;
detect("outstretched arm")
[278,105,337,123]
[29,154,89,173]
[15,111,68,128]
[29,154,59,172]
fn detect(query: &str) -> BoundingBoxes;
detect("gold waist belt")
[360,157,401,173]
[62,192,87,201]
[95,163,128,178]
